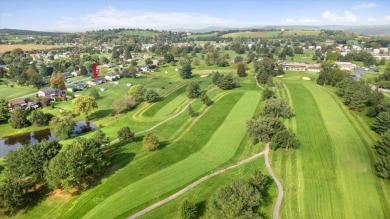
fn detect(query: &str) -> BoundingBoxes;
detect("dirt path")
[128,145,268,219]
[264,144,284,219]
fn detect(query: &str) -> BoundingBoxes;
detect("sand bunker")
[200,75,208,78]
[302,77,311,81]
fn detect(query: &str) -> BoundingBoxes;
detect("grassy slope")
[81,91,261,219]
[18,92,242,218]
[0,84,36,100]
[140,158,276,219]
[273,72,389,218]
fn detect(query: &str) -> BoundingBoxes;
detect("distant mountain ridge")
[0,28,66,35]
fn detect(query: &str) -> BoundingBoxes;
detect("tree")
[187,82,201,98]
[112,96,134,114]
[122,66,137,78]
[92,129,111,146]
[8,107,29,129]
[49,114,75,140]
[211,180,261,219]
[375,155,390,179]
[72,95,98,120]
[262,88,275,100]
[217,74,236,90]
[246,117,285,142]
[261,99,293,118]
[144,89,160,103]
[50,72,66,90]
[30,111,52,126]
[180,199,197,219]
[375,130,390,156]
[0,98,10,122]
[180,63,192,79]
[188,104,196,117]
[99,66,108,76]
[0,180,28,215]
[236,62,246,77]
[372,112,390,134]
[128,84,147,103]
[212,71,222,84]
[145,58,153,65]
[164,53,174,63]
[249,170,269,193]
[142,133,159,151]
[124,45,132,60]
[45,137,108,190]
[117,126,134,142]
[89,87,100,99]
[234,56,243,64]
[112,49,120,60]
[200,91,213,106]
[270,130,300,150]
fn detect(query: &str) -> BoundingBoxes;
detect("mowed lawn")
[0,84,37,100]
[18,92,244,218]
[81,91,261,219]
[140,158,276,219]
[275,79,389,218]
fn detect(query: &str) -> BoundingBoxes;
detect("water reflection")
[0,121,97,157]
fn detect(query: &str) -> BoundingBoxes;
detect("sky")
[0,0,390,31]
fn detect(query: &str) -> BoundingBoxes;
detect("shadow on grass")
[89,109,114,120]
[261,175,275,206]
[196,200,207,218]
[157,141,170,150]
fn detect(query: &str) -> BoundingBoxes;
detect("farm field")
[0,44,73,53]
[271,71,390,218]
[116,30,161,37]
[186,32,218,39]
[222,31,279,38]
[281,30,320,36]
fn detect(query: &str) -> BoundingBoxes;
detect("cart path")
[128,143,284,219]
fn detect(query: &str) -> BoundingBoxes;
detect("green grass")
[271,72,390,218]
[282,30,320,36]
[143,85,188,117]
[79,91,261,219]
[186,32,218,39]
[140,158,276,219]
[16,92,244,218]
[116,30,161,37]
[0,84,36,100]
[221,31,279,38]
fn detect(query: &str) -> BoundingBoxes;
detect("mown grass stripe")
[82,92,261,219]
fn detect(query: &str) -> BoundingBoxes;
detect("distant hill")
[0,28,66,35]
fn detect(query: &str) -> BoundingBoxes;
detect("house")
[9,98,38,110]
[66,86,75,92]
[74,82,88,90]
[64,73,73,79]
[306,64,321,72]
[104,72,120,81]
[87,77,106,86]
[335,61,356,71]
[282,62,307,71]
[71,71,81,77]
[152,60,159,66]
[9,98,27,109]
[38,88,64,98]
[137,66,150,72]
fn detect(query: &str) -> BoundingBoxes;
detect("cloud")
[298,18,317,23]
[72,6,233,29]
[385,15,390,21]
[322,11,357,23]
[1,12,12,17]
[351,2,377,10]
[285,19,294,23]
[367,17,376,22]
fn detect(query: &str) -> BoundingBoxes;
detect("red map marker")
[93,62,98,78]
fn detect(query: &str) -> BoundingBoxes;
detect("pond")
[0,121,97,157]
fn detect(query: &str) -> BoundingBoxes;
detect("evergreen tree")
[180,63,192,79]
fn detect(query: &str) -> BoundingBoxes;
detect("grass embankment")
[140,158,276,219]
[271,71,389,218]
[80,91,261,219]
[17,92,245,218]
